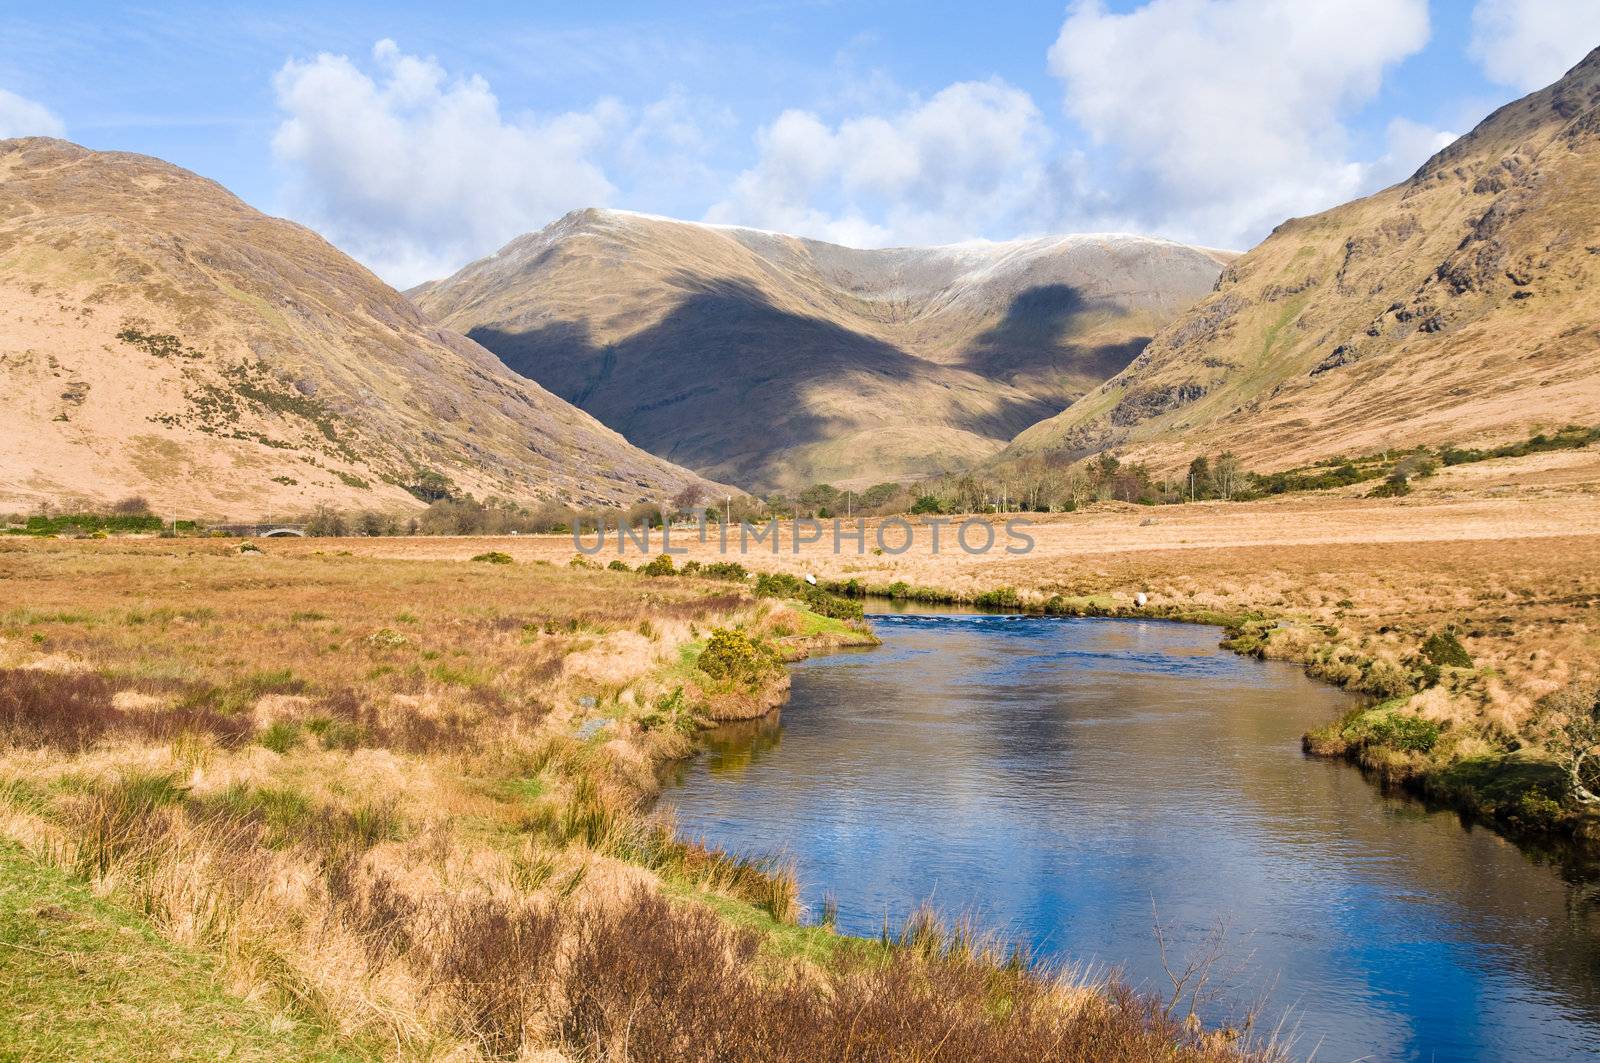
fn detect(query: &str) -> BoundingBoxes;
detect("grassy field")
[0,540,1269,1062]
[325,446,1600,857]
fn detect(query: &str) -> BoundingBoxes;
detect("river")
[657,605,1600,1062]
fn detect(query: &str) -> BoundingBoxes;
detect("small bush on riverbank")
[973,586,1023,610]
[1305,702,1440,757]
[1353,709,1441,753]
[753,572,863,620]
[697,629,779,687]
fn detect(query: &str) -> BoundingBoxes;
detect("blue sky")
[3,1,1597,286]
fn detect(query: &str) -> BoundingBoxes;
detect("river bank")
[840,584,1600,871]
[660,608,1600,1061]
[0,539,1270,1062]
[342,449,1600,868]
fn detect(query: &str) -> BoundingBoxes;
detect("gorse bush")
[470,551,514,565]
[697,629,778,686]
[640,554,677,577]
[802,587,863,620]
[752,572,863,620]
[1344,709,1441,754]
[700,561,749,582]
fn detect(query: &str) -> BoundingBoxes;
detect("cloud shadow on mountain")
[960,284,1149,387]
[468,277,1075,490]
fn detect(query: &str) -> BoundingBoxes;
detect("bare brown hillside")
[1005,47,1600,472]
[411,210,1230,491]
[0,138,722,518]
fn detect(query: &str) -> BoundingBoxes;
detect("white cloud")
[1047,0,1431,248]
[1364,117,1458,188]
[1470,0,1600,92]
[272,40,624,287]
[0,88,64,139]
[706,79,1054,247]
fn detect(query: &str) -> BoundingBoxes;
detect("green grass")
[0,842,365,1062]
[1430,751,1567,806]
[659,878,882,971]
[786,608,860,639]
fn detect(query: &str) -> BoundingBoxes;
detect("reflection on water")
[658,611,1600,1063]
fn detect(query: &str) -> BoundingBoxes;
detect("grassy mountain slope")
[411,210,1230,491]
[1005,48,1600,472]
[0,139,721,518]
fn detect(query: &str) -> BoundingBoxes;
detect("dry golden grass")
[0,539,1260,1061]
[1007,51,1600,475]
[0,137,718,517]
[316,448,1600,846]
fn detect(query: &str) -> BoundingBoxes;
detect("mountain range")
[6,48,1598,518]
[1005,46,1600,473]
[0,138,721,517]
[412,211,1231,491]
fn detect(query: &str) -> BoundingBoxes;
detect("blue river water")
[658,606,1600,1062]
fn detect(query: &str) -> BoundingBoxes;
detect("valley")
[413,210,1230,490]
[3,25,1600,1063]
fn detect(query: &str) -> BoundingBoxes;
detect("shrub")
[470,551,514,565]
[909,495,943,514]
[0,669,253,750]
[607,560,631,572]
[697,629,777,686]
[639,554,677,577]
[753,571,804,598]
[803,587,863,620]
[1421,629,1474,669]
[973,587,1022,610]
[701,561,748,582]
[1346,709,1441,753]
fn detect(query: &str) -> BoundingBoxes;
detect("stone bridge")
[209,523,307,538]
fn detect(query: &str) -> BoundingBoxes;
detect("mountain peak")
[1005,59,1600,474]
[413,209,1231,491]
[0,139,721,515]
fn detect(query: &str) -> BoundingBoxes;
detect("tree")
[672,483,707,513]
[1213,453,1243,500]
[406,469,454,503]
[1186,456,1211,501]
[1544,682,1600,806]
[306,503,347,537]
[858,482,902,509]
[796,484,842,516]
